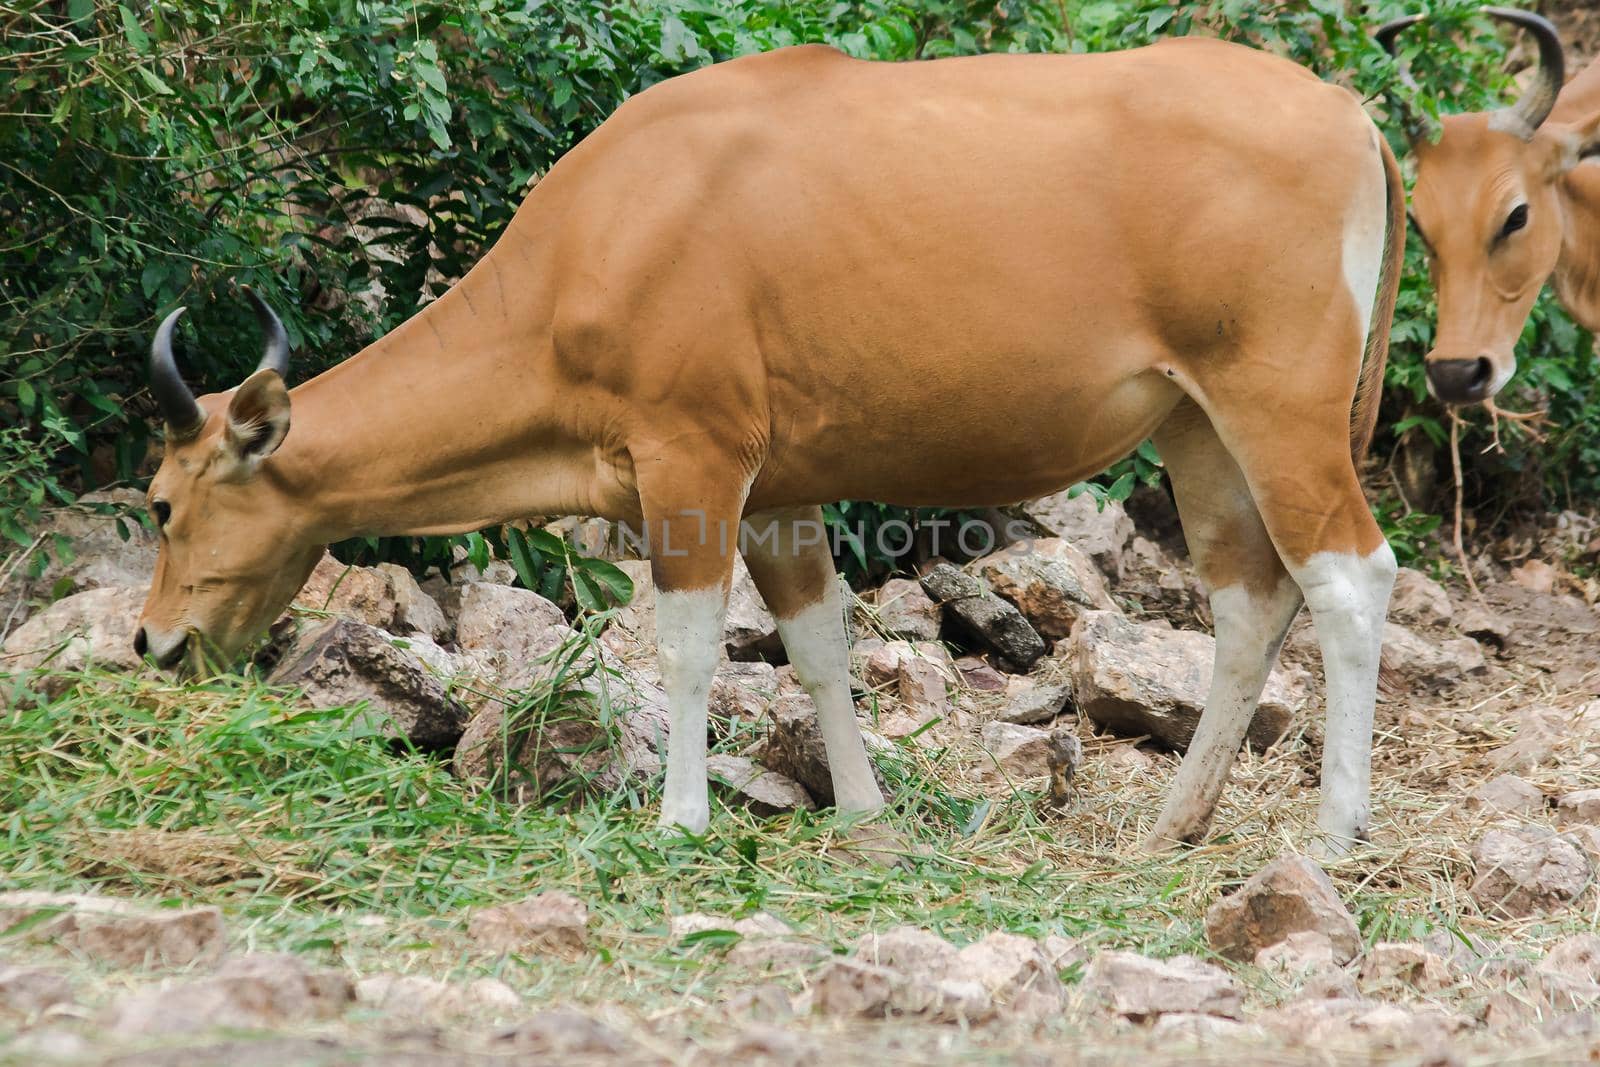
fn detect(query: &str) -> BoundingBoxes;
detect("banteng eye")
[1500,204,1529,239]
[152,500,171,527]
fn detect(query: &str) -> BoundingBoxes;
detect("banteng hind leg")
[741,506,884,814]
[1145,400,1305,849]
[1190,384,1396,855]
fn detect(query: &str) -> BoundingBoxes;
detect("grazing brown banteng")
[135,40,1403,851]
[1379,7,1600,405]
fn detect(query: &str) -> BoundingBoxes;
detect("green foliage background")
[3,0,1595,577]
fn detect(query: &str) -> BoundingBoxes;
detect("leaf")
[119,5,150,52]
[679,928,742,949]
[573,557,633,609]
[415,61,448,96]
[658,13,707,63]
[505,527,543,591]
[16,381,35,411]
[136,66,174,95]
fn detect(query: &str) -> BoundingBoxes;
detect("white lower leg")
[1149,577,1303,845]
[655,588,726,832]
[1290,545,1397,848]
[774,593,885,813]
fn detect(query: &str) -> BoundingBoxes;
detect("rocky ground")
[5,487,1600,1065]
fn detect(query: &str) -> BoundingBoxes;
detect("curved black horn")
[1375,13,1429,146]
[1483,6,1565,139]
[242,285,289,379]
[149,307,204,437]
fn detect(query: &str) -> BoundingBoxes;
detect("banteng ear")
[1549,112,1600,174]
[223,368,291,469]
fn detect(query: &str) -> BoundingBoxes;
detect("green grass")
[0,660,1202,969]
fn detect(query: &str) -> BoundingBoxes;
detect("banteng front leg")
[641,481,746,834]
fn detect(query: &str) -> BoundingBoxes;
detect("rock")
[809,959,990,1023]
[0,586,144,695]
[760,693,837,804]
[1566,824,1600,860]
[0,965,73,1018]
[269,618,468,750]
[897,656,950,719]
[1039,934,1088,971]
[708,661,779,727]
[872,578,943,642]
[727,938,829,975]
[1558,789,1600,824]
[976,722,1053,782]
[1488,706,1570,773]
[467,977,522,1013]
[1380,622,1485,692]
[1296,966,1362,1002]
[972,538,1119,640]
[1258,997,1472,1049]
[858,640,951,689]
[760,693,886,807]
[1459,604,1511,646]
[1254,930,1337,974]
[1101,744,1155,774]
[455,582,577,691]
[722,986,795,1023]
[1148,1012,1259,1042]
[1512,559,1558,595]
[919,563,1045,670]
[809,959,901,1018]
[293,555,448,642]
[1388,567,1454,628]
[706,754,815,816]
[1019,491,1134,580]
[467,892,589,958]
[854,927,959,975]
[1359,942,1457,994]
[452,667,669,803]
[725,556,782,661]
[952,931,1064,1009]
[0,891,225,968]
[1068,611,1306,752]
[17,490,158,603]
[356,974,477,1017]
[998,679,1071,725]
[1470,828,1591,918]
[1466,774,1544,816]
[953,657,1007,692]
[599,560,655,660]
[494,1009,634,1056]
[1081,951,1243,1022]
[359,973,520,1018]
[1203,856,1360,964]
[1119,535,1207,620]
[101,953,354,1037]
[1534,934,1600,1012]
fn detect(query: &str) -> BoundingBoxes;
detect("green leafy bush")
[4,0,1593,586]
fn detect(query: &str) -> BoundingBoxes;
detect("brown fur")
[139,39,1398,662]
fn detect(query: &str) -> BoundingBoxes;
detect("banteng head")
[1379,7,1600,405]
[136,290,324,670]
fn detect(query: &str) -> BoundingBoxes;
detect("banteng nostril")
[1426,358,1496,403]
[133,627,148,657]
